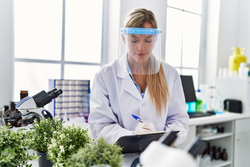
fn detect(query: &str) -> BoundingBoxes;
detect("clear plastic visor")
[119,27,162,75]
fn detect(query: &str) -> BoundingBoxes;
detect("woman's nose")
[137,41,145,51]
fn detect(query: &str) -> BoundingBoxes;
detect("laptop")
[180,75,214,118]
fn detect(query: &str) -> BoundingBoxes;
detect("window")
[14,0,103,101]
[165,0,205,90]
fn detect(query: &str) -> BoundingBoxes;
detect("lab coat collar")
[117,54,151,101]
[117,53,128,79]
[117,54,141,100]
[123,76,142,101]
[143,88,150,101]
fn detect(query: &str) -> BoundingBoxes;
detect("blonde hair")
[124,8,170,116]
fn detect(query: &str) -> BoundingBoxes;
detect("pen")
[132,114,143,123]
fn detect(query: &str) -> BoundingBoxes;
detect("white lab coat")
[89,54,189,166]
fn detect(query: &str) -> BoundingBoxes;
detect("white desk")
[189,112,250,126]
[181,112,250,167]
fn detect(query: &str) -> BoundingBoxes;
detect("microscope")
[15,88,63,125]
[140,132,207,167]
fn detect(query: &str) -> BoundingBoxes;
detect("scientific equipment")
[200,84,208,111]
[20,90,29,99]
[3,105,9,114]
[218,68,238,78]
[4,101,17,117]
[229,47,247,72]
[139,132,207,167]
[8,106,22,127]
[16,88,63,124]
[213,89,224,114]
[207,85,216,111]
[49,79,90,121]
[224,99,242,113]
[3,101,23,127]
[221,149,228,161]
[238,62,249,78]
[0,107,5,126]
[195,89,203,111]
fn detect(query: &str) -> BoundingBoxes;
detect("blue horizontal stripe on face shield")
[121,27,162,35]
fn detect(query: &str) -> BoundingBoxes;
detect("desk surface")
[189,112,250,126]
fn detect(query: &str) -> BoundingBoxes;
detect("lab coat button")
[141,103,145,107]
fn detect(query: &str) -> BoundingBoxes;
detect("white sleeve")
[88,72,133,144]
[165,74,189,145]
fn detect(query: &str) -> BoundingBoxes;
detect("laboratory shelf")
[201,160,232,167]
[200,132,233,141]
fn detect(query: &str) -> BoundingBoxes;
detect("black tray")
[116,131,178,154]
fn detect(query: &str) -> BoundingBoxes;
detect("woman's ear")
[121,33,126,44]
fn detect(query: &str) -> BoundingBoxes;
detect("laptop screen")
[180,75,197,102]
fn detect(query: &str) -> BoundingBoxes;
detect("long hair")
[124,8,170,116]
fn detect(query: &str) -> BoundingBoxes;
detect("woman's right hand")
[134,123,156,134]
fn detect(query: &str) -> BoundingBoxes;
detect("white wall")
[0,0,13,107]
[237,0,250,51]
[217,0,240,73]
[203,0,250,86]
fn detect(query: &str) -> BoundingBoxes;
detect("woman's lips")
[137,53,145,57]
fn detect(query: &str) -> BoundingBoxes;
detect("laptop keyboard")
[188,112,214,118]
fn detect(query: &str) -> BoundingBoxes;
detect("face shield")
[119,27,162,75]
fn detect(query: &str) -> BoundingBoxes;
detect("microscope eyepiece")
[32,88,63,107]
[47,88,57,95]
[49,89,63,99]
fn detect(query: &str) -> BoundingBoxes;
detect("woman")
[89,8,189,167]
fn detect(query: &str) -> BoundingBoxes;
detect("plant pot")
[37,152,53,167]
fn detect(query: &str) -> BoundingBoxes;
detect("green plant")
[0,125,38,167]
[27,117,64,153]
[47,124,91,167]
[67,138,123,167]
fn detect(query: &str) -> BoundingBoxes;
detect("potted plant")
[66,138,123,167]
[47,124,91,167]
[27,117,64,167]
[0,125,38,167]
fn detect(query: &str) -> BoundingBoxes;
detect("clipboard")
[116,131,179,154]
